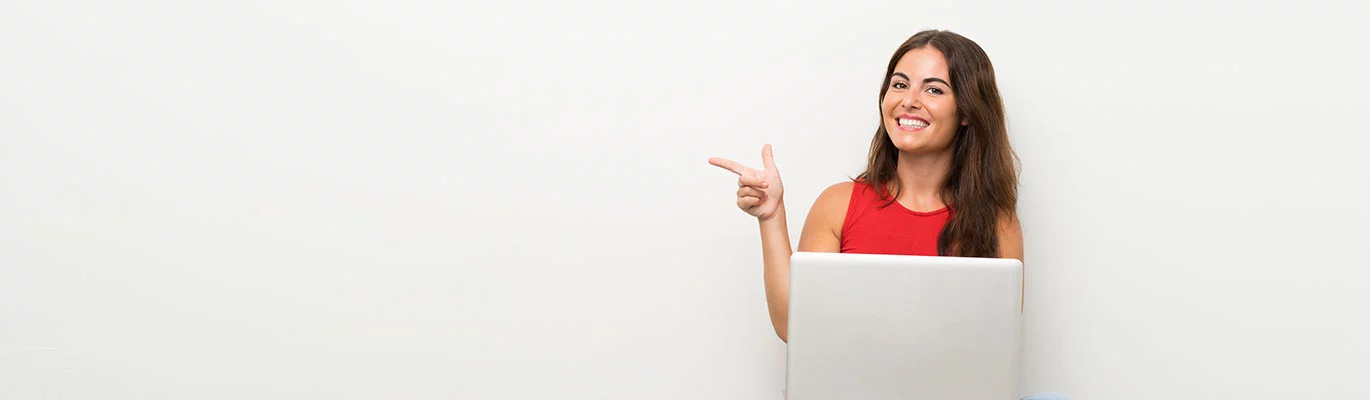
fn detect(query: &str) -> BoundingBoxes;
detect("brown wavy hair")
[855,30,1018,258]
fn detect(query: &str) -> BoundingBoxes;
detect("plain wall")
[3,0,1368,398]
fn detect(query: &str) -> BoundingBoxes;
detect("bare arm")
[757,203,793,340]
[997,212,1023,261]
[997,213,1025,309]
[766,182,850,342]
[710,146,851,342]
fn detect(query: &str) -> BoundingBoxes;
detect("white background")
[3,0,1369,398]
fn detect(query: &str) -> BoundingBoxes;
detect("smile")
[896,114,929,130]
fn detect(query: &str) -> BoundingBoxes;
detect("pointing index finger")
[708,157,751,176]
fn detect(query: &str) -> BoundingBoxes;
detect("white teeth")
[899,118,928,128]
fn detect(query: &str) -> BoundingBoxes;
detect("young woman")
[710,29,1067,400]
[708,29,1023,343]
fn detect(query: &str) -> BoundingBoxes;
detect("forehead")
[892,46,949,81]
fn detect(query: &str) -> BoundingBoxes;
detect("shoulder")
[818,181,857,203]
[997,212,1022,235]
[803,181,856,228]
[996,211,1024,261]
[798,181,857,251]
[812,181,857,217]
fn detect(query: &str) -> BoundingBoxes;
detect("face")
[881,46,966,155]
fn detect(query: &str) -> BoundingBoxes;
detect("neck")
[893,148,953,210]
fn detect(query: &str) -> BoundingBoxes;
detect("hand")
[708,144,784,221]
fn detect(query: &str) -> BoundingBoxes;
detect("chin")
[885,128,919,142]
[887,135,924,152]
[894,143,926,154]
[889,136,952,155]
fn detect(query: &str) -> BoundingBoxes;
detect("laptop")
[784,251,1023,400]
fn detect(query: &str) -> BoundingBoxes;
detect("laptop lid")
[784,251,1023,399]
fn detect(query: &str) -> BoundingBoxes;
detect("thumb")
[762,143,777,172]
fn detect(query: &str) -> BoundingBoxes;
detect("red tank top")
[839,180,950,256]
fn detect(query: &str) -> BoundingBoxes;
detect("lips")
[895,114,929,130]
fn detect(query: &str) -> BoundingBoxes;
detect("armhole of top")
[838,181,865,244]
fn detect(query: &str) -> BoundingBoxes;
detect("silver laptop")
[784,252,1023,400]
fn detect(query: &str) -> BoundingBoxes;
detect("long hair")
[855,30,1018,258]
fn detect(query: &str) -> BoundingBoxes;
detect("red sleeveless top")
[839,180,950,256]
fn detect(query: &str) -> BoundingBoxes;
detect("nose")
[899,91,920,110]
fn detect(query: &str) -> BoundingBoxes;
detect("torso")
[838,180,950,256]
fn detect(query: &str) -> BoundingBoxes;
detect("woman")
[710,29,1022,341]
[710,30,1063,399]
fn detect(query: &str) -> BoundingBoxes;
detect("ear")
[961,117,969,126]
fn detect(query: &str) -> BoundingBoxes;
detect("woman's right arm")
[759,183,848,341]
[710,145,849,342]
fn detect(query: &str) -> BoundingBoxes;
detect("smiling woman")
[861,31,1019,260]
[709,28,1021,342]
[708,29,1054,399]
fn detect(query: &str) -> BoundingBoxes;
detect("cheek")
[880,98,898,117]
[931,103,958,128]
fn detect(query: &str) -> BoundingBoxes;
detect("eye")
[892,81,908,90]
[925,87,946,95]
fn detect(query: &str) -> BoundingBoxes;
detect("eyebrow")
[892,73,951,87]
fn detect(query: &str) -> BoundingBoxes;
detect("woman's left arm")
[998,213,1025,309]
[997,213,1023,261]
